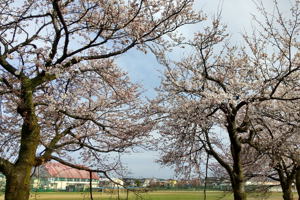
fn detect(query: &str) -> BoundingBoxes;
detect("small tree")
[0,0,203,199]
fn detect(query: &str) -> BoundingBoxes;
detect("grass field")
[0,191,298,200]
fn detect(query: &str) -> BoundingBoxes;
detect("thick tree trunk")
[296,168,300,200]
[227,114,247,200]
[281,182,294,200]
[231,174,247,200]
[277,168,294,200]
[3,78,41,200]
[5,165,33,200]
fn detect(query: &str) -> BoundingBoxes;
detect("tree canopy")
[151,1,300,200]
[0,0,203,199]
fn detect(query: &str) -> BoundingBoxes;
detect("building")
[32,162,99,191]
[122,178,159,188]
[99,177,124,188]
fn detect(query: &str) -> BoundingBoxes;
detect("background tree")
[0,0,203,199]
[248,100,300,200]
[151,1,300,200]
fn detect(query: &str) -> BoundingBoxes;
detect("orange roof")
[44,162,99,180]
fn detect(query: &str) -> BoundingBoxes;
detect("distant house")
[121,178,153,188]
[32,162,99,191]
[167,179,177,187]
[148,178,175,188]
[141,178,151,187]
[99,177,124,188]
[122,178,136,187]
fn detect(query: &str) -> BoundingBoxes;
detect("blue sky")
[116,0,286,178]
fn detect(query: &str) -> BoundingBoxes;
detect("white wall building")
[32,162,99,191]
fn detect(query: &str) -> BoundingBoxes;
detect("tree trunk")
[227,114,247,200]
[281,182,294,200]
[5,165,33,200]
[296,168,300,200]
[3,78,41,200]
[231,174,247,200]
[277,169,294,200]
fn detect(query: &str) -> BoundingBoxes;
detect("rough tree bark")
[296,167,300,200]
[5,165,33,200]
[276,167,295,200]
[227,113,247,200]
[230,174,246,200]
[280,180,294,200]
[4,77,41,200]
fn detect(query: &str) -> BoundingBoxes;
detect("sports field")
[0,191,297,200]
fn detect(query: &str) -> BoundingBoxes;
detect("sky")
[115,0,290,179]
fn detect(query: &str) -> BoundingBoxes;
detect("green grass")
[0,190,298,200]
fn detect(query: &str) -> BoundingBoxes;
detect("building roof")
[43,162,99,180]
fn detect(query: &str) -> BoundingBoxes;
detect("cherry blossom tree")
[0,0,204,199]
[151,1,300,200]
[247,101,300,200]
